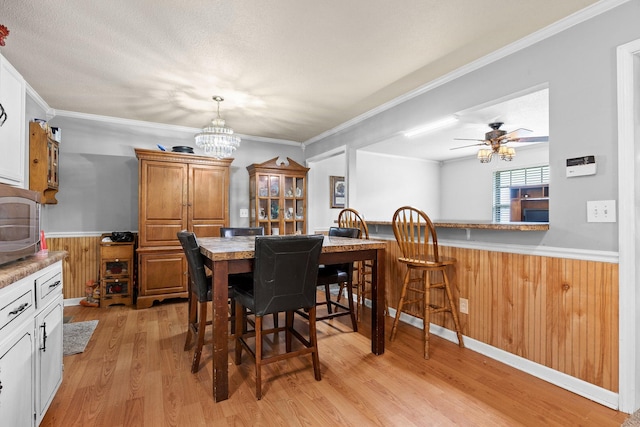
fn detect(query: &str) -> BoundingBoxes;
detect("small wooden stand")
[99,234,135,307]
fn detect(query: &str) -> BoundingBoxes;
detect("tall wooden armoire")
[135,148,231,309]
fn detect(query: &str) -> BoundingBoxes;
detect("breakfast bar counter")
[366,220,549,231]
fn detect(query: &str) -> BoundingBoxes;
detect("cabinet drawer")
[0,279,35,342]
[36,267,63,308]
[101,244,133,260]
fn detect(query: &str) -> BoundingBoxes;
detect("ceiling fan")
[451,122,549,162]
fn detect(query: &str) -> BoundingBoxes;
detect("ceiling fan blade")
[502,127,533,140]
[453,137,486,142]
[450,143,485,150]
[509,136,549,143]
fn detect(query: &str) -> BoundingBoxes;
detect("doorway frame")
[616,37,640,414]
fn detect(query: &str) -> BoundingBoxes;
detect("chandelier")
[194,96,240,159]
[477,145,516,163]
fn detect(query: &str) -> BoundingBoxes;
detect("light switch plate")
[586,200,616,223]
[239,208,249,218]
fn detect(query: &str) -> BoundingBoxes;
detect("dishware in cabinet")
[247,157,308,235]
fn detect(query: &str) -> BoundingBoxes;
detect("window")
[493,165,549,222]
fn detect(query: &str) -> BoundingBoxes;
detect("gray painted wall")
[40,115,303,233]
[304,1,640,252]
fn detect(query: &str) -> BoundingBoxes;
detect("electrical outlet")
[239,208,249,218]
[459,298,469,314]
[586,200,616,223]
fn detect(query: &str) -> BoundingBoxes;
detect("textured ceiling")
[0,0,598,144]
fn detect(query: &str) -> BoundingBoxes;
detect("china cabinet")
[0,54,26,186]
[135,148,231,309]
[29,122,59,204]
[247,157,309,235]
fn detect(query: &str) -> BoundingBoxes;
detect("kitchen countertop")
[0,251,68,290]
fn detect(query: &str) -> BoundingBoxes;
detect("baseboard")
[64,298,84,307]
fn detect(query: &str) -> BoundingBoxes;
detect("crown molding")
[51,109,301,146]
[304,0,631,145]
[24,81,55,119]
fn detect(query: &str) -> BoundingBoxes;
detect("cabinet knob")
[33,158,39,164]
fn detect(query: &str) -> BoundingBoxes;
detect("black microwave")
[0,183,41,266]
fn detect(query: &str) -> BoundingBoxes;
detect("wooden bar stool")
[390,206,464,359]
[336,208,383,320]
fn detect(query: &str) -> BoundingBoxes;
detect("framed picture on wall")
[330,176,345,208]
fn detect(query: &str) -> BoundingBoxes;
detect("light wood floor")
[42,300,629,427]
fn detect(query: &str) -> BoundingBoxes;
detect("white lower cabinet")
[0,260,63,426]
[0,319,34,427]
[35,294,63,424]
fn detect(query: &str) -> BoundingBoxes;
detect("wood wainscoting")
[384,241,619,393]
[48,235,102,300]
[50,235,618,392]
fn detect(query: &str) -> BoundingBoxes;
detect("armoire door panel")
[190,165,228,221]
[144,223,185,244]
[141,161,187,221]
[139,252,186,295]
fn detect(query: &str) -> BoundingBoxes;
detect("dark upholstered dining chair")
[233,234,324,400]
[219,227,272,328]
[314,226,360,331]
[177,230,213,373]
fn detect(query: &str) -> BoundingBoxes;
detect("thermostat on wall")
[566,155,596,177]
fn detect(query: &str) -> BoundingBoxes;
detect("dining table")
[198,234,387,402]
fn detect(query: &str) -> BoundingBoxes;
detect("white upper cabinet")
[0,54,26,187]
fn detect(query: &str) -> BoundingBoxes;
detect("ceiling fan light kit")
[194,96,241,159]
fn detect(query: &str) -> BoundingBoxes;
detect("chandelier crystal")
[194,96,240,159]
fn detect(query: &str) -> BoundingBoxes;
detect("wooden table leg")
[212,260,229,402]
[371,248,386,355]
